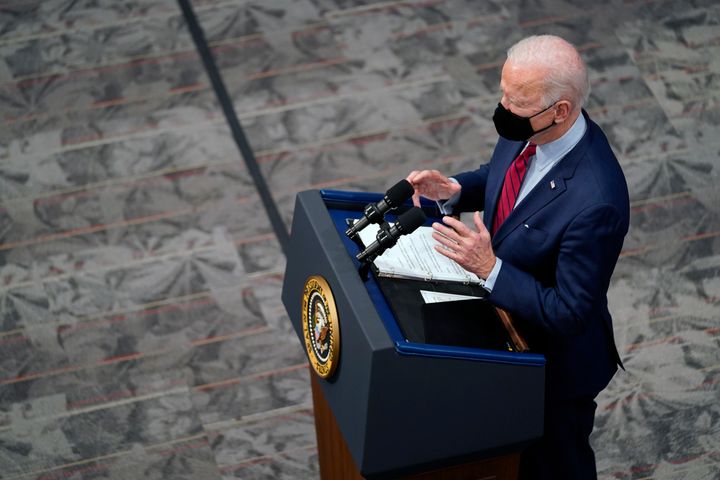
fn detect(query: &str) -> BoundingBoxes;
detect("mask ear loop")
[528,101,558,119]
[529,101,559,136]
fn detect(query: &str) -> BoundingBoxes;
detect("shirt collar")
[534,113,587,168]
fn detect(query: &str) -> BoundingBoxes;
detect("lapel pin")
[550,180,556,190]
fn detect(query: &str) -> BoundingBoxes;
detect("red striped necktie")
[492,143,537,236]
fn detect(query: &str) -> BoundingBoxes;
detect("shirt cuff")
[436,177,460,215]
[483,257,502,292]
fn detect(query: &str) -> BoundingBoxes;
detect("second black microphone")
[356,207,427,263]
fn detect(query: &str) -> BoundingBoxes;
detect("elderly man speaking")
[407,35,629,479]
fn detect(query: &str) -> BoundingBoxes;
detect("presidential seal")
[302,275,340,379]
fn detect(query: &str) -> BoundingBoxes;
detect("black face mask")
[492,102,557,141]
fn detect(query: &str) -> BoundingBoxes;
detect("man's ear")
[554,100,572,123]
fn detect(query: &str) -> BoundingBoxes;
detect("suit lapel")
[491,176,567,246]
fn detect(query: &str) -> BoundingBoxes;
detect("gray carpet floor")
[0,0,719,478]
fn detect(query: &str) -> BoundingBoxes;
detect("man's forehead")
[502,60,542,82]
[501,63,544,97]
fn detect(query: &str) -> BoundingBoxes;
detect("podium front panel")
[282,190,545,478]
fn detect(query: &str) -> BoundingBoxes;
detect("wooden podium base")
[310,374,520,480]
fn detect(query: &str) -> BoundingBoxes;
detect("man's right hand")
[406,170,462,207]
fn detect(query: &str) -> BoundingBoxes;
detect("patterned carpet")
[0,0,718,478]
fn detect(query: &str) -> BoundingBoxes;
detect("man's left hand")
[431,212,496,279]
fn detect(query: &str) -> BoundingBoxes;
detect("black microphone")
[356,207,426,263]
[345,179,415,239]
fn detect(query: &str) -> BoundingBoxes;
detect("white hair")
[507,35,590,109]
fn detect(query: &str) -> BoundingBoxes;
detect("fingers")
[440,215,471,236]
[431,230,458,250]
[408,170,436,185]
[429,212,494,278]
[473,211,492,242]
[432,220,461,243]
[434,243,460,262]
[407,170,446,189]
[412,192,421,207]
[473,211,483,230]
[473,211,490,236]
[406,170,456,203]
[432,232,462,261]
[407,170,421,206]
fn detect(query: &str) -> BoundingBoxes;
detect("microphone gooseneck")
[345,179,415,239]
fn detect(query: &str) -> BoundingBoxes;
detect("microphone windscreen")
[385,179,415,206]
[397,207,426,233]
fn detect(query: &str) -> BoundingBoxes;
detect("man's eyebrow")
[506,86,533,108]
[503,89,523,107]
[499,83,510,101]
[500,81,523,106]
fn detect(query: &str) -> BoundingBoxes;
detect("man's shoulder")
[577,112,610,151]
[571,119,629,213]
[582,118,622,168]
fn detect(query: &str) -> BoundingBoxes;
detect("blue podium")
[281,190,545,479]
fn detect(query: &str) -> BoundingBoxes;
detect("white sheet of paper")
[357,223,482,284]
[420,290,482,304]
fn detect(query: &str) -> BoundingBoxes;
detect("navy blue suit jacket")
[453,112,628,399]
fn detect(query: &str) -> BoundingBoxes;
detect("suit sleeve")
[449,164,490,213]
[487,203,627,338]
